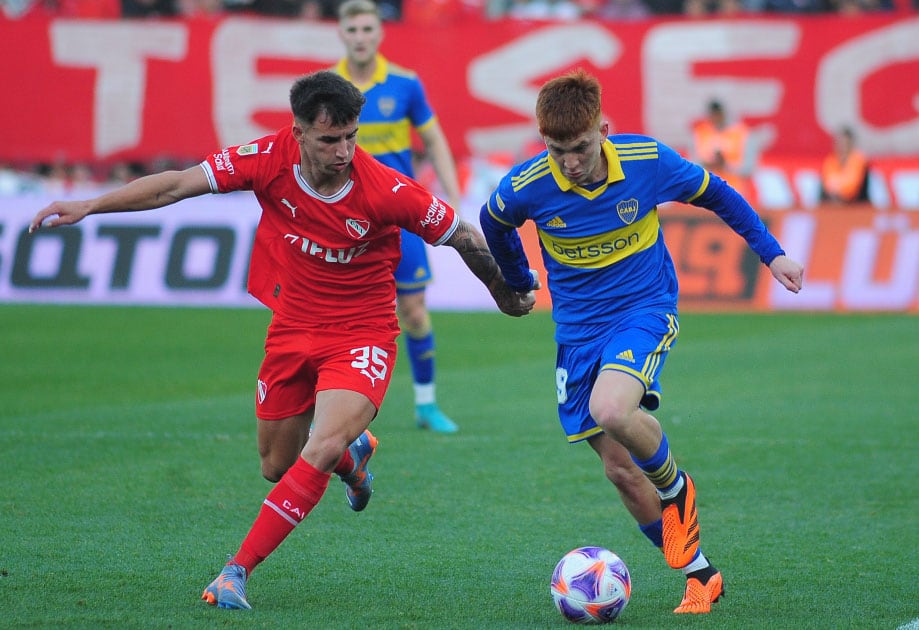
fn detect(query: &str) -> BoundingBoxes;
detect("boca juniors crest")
[617,198,639,225]
[377,96,396,118]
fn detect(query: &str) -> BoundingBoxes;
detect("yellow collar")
[335,54,388,92]
[548,139,625,198]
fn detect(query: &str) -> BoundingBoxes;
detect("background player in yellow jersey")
[335,0,463,433]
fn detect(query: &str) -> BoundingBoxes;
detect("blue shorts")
[555,312,679,443]
[395,229,432,295]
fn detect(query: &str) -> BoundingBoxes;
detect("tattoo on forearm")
[450,222,503,289]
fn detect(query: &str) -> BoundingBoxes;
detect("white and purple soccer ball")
[550,546,631,624]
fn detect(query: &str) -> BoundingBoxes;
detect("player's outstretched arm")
[769,254,804,293]
[445,220,537,317]
[29,166,211,233]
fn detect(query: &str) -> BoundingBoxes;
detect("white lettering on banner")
[773,213,840,309]
[211,20,343,146]
[772,213,919,311]
[839,217,919,310]
[466,23,621,156]
[642,22,799,151]
[816,18,919,156]
[50,21,187,157]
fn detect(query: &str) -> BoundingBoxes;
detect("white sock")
[414,383,435,406]
[681,551,709,575]
[657,473,685,501]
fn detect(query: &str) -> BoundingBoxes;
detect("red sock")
[233,457,330,574]
[333,448,354,477]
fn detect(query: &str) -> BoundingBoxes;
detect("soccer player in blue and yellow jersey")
[480,70,804,614]
[335,0,463,433]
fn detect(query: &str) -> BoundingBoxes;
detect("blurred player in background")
[480,69,804,614]
[335,0,463,433]
[30,71,536,610]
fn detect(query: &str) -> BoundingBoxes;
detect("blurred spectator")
[2,0,121,16]
[221,0,400,17]
[592,0,651,19]
[829,0,893,11]
[714,0,747,12]
[504,0,583,19]
[176,0,225,14]
[0,163,42,195]
[679,0,759,14]
[762,0,830,12]
[820,126,870,204]
[221,0,304,15]
[640,0,682,12]
[108,161,146,185]
[121,0,178,16]
[690,100,758,200]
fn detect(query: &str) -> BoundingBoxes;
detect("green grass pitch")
[1,305,916,629]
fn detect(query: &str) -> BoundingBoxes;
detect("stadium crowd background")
[1,0,916,208]
[1,0,914,19]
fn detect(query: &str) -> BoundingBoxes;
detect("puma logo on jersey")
[281,198,297,217]
[392,178,407,193]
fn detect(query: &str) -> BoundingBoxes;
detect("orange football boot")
[661,472,701,569]
[674,571,724,614]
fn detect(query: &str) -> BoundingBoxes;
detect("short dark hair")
[289,71,366,127]
[536,69,602,141]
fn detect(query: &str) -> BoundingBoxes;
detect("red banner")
[1,14,917,166]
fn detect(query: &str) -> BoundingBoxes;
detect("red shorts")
[255,316,400,421]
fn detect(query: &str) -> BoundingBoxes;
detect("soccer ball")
[550,546,631,624]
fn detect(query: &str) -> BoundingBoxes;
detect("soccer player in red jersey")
[29,71,537,610]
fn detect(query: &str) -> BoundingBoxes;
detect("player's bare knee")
[260,455,295,482]
[592,403,634,438]
[396,294,429,334]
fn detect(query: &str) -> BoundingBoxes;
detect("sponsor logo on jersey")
[391,178,407,193]
[615,349,635,363]
[237,143,258,156]
[281,198,297,218]
[538,209,659,268]
[617,198,639,225]
[284,233,370,264]
[346,218,370,239]
[420,196,446,228]
[213,148,235,175]
[546,216,567,228]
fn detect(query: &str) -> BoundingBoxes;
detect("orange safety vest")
[691,119,753,200]
[821,149,869,203]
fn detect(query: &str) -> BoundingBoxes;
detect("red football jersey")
[200,126,458,327]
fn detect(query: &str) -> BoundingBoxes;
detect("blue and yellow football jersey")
[481,134,783,344]
[334,55,436,178]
